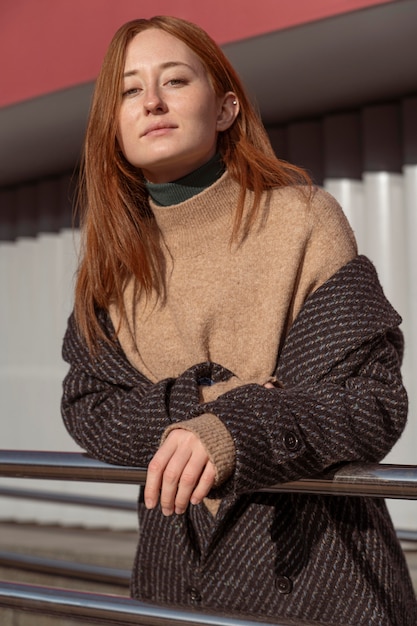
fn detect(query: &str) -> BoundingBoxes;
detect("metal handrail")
[1,450,416,626]
[0,450,147,484]
[0,485,137,511]
[0,581,334,626]
[2,450,417,499]
[0,551,130,587]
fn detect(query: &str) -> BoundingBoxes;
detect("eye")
[122,87,141,98]
[166,78,187,87]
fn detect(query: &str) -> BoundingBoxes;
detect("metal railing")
[0,550,131,587]
[2,450,417,498]
[1,450,417,626]
[0,484,137,511]
[0,580,318,626]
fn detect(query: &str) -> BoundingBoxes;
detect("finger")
[159,447,196,516]
[144,456,164,510]
[144,438,178,509]
[173,455,208,515]
[156,430,205,515]
[160,440,210,515]
[189,461,216,507]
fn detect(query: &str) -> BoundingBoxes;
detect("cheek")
[115,134,125,159]
[115,125,126,155]
[116,112,135,154]
[192,102,220,137]
[116,129,136,165]
[118,104,135,132]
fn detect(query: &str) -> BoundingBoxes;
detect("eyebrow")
[123,61,195,78]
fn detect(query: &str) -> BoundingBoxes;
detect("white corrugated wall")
[321,100,417,528]
[0,175,139,528]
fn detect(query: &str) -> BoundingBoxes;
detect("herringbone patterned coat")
[62,256,417,625]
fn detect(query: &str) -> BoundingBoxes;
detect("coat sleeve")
[61,310,232,466]
[188,256,408,498]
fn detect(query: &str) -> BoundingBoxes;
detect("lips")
[141,123,176,137]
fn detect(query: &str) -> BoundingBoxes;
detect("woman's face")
[117,28,237,183]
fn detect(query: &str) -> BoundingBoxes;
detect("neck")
[145,153,225,206]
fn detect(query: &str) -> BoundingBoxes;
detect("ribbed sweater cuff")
[161,413,236,487]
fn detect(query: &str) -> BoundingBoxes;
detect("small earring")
[233,100,237,105]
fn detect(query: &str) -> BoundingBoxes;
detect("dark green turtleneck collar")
[145,153,225,206]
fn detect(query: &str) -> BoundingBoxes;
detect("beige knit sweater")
[109,172,357,508]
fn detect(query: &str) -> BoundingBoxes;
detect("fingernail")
[145,499,154,509]
[162,507,173,517]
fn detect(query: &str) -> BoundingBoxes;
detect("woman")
[61,15,417,625]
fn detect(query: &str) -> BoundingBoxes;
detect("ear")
[216,92,239,132]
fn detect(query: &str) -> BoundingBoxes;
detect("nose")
[143,86,167,114]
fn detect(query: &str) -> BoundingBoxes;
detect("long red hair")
[74,15,310,351]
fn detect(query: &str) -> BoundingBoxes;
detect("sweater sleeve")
[306,187,358,285]
[60,310,235,467]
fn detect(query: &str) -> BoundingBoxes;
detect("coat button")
[188,587,202,604]
[275,575,293,594]
[283,430,301,451]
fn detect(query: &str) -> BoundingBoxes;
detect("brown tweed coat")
[61,255,417,625]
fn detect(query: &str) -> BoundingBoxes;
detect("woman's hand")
[144,429,216,516]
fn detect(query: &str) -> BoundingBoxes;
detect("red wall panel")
[1,0,394,107]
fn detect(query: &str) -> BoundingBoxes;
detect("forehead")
[124,28,204,73]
